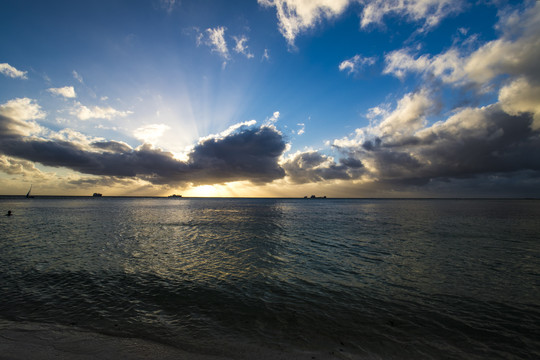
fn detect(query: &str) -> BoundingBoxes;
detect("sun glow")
[185,184,226,197]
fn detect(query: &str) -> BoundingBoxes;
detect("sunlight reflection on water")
[1,198,539,359]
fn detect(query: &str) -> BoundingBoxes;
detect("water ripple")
[1,198,539,358]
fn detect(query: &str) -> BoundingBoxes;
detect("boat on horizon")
[26,185,34,198]
[92,193,103,197]
[168,194,182,198]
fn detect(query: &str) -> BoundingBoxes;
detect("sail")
[26,185,32,198]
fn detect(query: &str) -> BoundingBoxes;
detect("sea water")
[0,197,539,359]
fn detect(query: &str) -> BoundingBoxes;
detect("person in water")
[5,210,12,216]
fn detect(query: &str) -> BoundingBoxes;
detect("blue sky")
[1,0,539,197]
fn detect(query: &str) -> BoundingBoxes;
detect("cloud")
[331,2,540,193]
[379,0,540,147]
[329,87,540,188]
[359,0,463,31]
[205,26,230,60]
[375,88,434,142]
[0,155,45,177]
[296,123,305,135]
[339,54,376,75]
[260,0,463,46]
[195,27,256,63]
[499,77,540,131]
[72,70,84,83]
[48,86,77,98]
[91,140,133,153]
[70,102,132,120]
[0,63,28,79]
[0,98,47,141]
[198,120,258,142]
[187,126,286,184]
[265,111,280,126]
[383,47,464,82]
[384,3,540,86]
[258,0,350,46]
[233,35,254,58]
[281,150,364,184]
[160,0,178,13]
[0,107,287,186]
[0,98,46,122]
[134,123,171,144]
[333,89,434,150]
[262,48,270,61]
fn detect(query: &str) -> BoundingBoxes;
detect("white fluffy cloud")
[339,54,376,75]
[382,2,540,134]
[296,123,305,135]
[384,48,464,82]
[265,111,280,125]
[0,63,28,79]
[198,120,258,143]
[260,0,463,45]
[134,124,171,144]
[0,98,45,121]
[196,27,256,63]
[206,26,230,60]
[233,35,254,58]
[70,102,132,120]
[0,98,45,137]
[359,0,463,31]
[48,86,77,98]
[376,89,433,140]
[258,0,350,46]
[384,3,540,86]
[499,77,540,131]
[333,88,433,149]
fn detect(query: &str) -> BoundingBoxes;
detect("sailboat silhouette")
[26,185,34,198]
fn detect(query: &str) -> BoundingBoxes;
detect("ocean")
[0,197,539,359]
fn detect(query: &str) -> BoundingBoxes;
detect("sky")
[1,0,539,197]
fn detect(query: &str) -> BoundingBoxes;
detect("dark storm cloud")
[361,137,381,151]
[0,112,287,185]
[360,105,540,187]
[67,176,139,188]
[282,151,364,184]
[91,140,133,153]
[188,126,286,184]
[339,157,363,168]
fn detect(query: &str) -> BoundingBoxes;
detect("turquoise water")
[1,198,539,359]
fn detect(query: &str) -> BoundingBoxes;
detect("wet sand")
[0,320,344,360]
[0,320,233,360]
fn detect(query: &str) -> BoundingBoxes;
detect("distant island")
[92,193,102,197]
[304,195,327,199]
[168,194,182,198]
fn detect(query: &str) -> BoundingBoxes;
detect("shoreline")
[0,319,351,360]
[0,319,231,360]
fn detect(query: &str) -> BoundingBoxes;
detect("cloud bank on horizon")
[0,0,539,197]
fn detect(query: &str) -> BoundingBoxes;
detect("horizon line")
[0,195,538,200]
